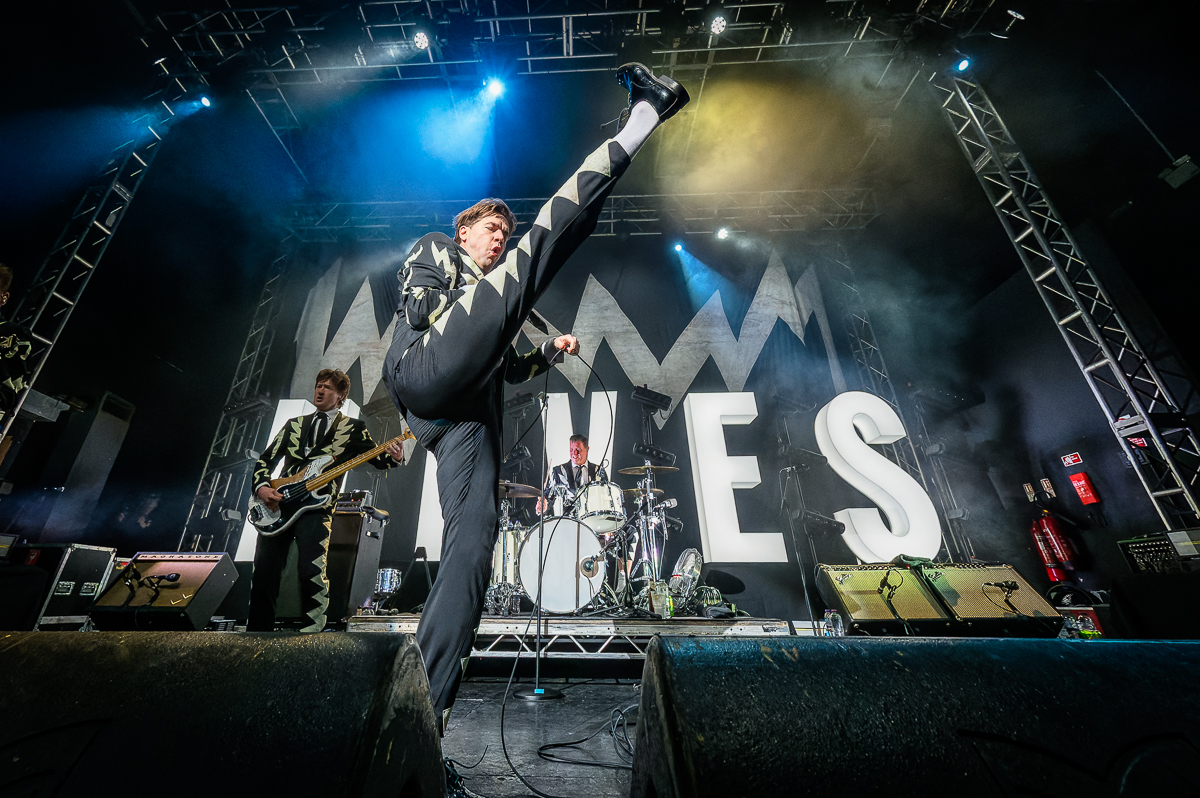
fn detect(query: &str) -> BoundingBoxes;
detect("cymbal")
[617,465,679,475]
[623,487,664,496]
[498,481,540,498]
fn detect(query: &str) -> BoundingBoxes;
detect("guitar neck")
[305,430,414,492]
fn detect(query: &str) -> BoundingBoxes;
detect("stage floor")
[443,678,640,798]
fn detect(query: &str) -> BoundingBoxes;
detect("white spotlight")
[716,228,729,240]
[414,31,430,50]
[710,14,727,35]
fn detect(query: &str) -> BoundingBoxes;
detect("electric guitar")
[247,430,415,536]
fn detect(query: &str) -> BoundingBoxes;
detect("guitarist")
[248,368,410,633]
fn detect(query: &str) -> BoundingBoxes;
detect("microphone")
[985,581,1019,592]
[659,498,678,510]
[148,573,181,583]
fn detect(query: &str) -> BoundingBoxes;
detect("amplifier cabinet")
[818,562,1063,638]
[816,564,953,636]
[90,552,237,630]
[918,562,1063,637]
[10,543,116,630]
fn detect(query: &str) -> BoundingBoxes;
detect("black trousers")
[386,140,632,718]
[247,510,334,633]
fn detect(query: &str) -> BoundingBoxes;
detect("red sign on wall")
[1061,452,1083,467]
[1069,472,1100,505]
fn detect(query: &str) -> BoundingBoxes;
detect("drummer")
[537,434,608,515]
[537,434,630,592]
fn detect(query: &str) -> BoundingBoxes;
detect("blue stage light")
[674,243,683,252]
[200,96,212,107]
[486,79,505,98]
[955,57,971,72]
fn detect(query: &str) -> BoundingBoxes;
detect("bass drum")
[517,516,606,613]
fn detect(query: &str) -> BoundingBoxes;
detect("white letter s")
[814,391,942,562]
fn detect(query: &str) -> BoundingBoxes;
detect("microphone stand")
[516,390,562,702]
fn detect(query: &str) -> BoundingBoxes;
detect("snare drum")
[577,481,625,534]
[517,516,606,613]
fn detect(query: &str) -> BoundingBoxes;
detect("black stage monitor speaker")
[89,552,237,630]
[631,636,1200,798]
[816,563,952,635]
[0,631,443,797]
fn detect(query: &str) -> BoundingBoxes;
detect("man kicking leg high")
[382,63,689,796]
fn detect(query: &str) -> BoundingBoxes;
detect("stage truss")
[287,189,879,243]
[346,615,794,659]
[932,73,1200,531]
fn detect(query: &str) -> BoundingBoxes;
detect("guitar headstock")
[387,429,416,447]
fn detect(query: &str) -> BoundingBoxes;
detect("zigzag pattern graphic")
[521,254,842,424]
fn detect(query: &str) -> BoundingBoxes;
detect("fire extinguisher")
[1029,509,1076,583]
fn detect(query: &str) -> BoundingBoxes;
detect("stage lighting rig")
[990,9,1025,39]
[708,9,728,36]
[503,391,539,416]
[486,78,505,97]
[674,243,683,252]
[633,442,677,466]
[413,30,430,50]
[633,385,672,414]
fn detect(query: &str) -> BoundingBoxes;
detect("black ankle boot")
[615,62,690,126]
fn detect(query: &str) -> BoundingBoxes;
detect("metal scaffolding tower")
[178,251,289,552]
[830,248,975,562]
[932,72,1200,531]
[0,62,208,442]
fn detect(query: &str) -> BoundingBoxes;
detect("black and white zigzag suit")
[248,411,401,632]
[383,138,631,721]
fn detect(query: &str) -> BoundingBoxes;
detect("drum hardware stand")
[515,392,562,702]
[485,498,524,616]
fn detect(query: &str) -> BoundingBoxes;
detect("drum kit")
[483,463,681,616]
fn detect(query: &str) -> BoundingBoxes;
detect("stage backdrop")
[240,232,948,623]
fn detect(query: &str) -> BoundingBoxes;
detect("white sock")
[613,101,661,157]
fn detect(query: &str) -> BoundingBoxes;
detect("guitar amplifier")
[816,564,953,636]
[916,562,1063,637]
[90,552,238,630]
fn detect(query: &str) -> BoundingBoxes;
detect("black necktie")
[310,414,326,453]
[575,465,583,487]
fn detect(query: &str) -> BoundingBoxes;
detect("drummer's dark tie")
[575,465,583,487]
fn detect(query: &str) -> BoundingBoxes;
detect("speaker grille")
[818,565,949,621]
[920,564,1058,619]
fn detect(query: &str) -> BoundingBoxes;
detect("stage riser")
[0,632,443,798]
[631,636,1200,798]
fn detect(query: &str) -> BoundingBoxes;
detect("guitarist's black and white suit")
[248,409,407,633]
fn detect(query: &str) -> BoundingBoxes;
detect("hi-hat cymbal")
[498,481,540,498]
[623,487,664,496]
[617,465,679,475]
